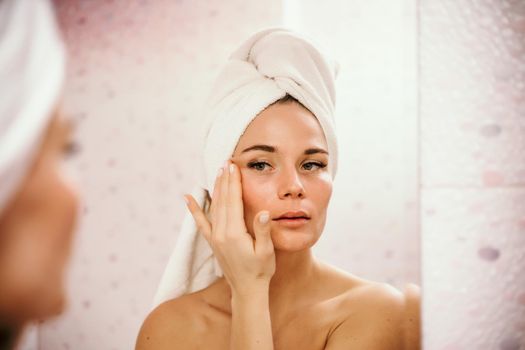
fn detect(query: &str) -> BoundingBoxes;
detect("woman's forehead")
[235,102,328,151]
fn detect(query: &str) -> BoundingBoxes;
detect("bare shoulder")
[318,262,417,349]
[135,293,205,350]
[327,281,405,349]
[342,281,421,350]
[402,283,421,350]
[317,260,405,307]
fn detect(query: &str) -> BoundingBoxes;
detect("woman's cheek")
[240,171,274,217]
[311,172,333,204]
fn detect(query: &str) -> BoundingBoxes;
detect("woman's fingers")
[214,162,229,241]
[209,165,223,229]
[184,194,212,242]
[208,160,247,243]
[252,211,274,255]
[227,162,245,231]
[188,162,276,287]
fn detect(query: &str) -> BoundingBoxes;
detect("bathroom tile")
[422,187,525,349]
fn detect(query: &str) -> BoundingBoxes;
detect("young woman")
[0,0,80,348]
[137,28,420,350]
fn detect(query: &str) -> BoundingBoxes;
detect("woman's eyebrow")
[304,148,328,155]
[242,144,276,153]
[241,144,328,155]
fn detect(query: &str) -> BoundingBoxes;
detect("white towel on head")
[152,27,339,309]
[0,0,66,215]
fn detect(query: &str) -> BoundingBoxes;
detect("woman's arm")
[231,286,273,349]
[185,160,275,350]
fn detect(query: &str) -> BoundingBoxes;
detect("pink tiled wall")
[420,0,525,348]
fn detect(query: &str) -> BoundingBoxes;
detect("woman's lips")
[273,217,310,228]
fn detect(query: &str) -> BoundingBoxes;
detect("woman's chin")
[35,289,67,320]
[270,229,318,252]
[3,288,66,325]
[29,275,68,320]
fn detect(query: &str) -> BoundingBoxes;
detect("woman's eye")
[247,161,271,171]
[302,162,326,171]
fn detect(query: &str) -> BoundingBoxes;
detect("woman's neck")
[268,248,320,312]
[214,248,321,313]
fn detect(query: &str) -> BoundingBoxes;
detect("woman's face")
[0,107,79,324]
[231,101,333,252]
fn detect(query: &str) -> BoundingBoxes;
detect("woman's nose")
[277,168,305,199]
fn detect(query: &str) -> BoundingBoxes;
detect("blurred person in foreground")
[0,0,80,348]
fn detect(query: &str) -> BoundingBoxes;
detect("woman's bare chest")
[192,304,337,350]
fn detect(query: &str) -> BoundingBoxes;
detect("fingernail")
[183,195,189,205]
[259,212,269,224]
[229,163,235,173]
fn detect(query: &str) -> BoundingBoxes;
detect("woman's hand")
[184,160,276,297]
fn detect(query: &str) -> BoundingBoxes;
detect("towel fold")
[0,0,66,215]
[152,27,339,309]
